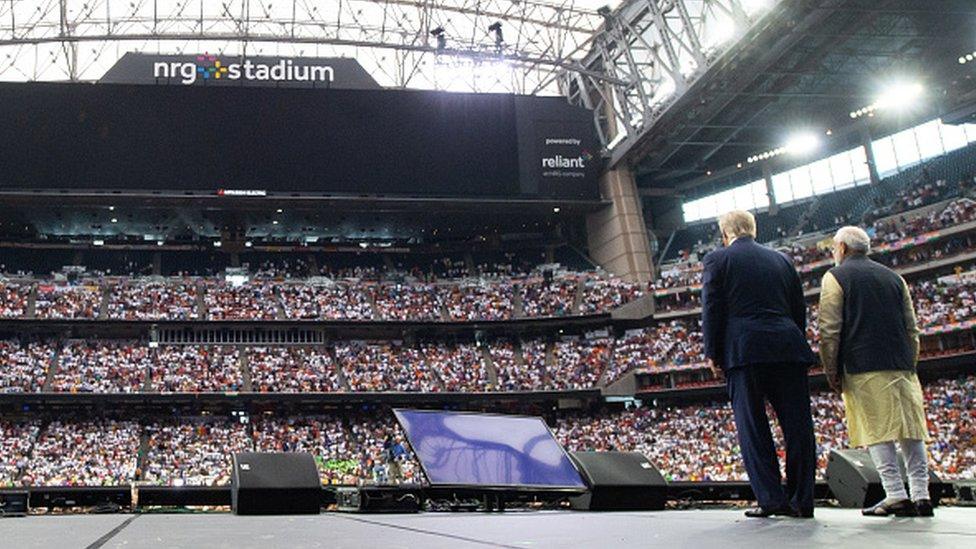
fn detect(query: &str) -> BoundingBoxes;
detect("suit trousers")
[726,362,817,511]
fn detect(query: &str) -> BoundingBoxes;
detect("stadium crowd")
[550,338,610,390]
[248,346,343,393]
[52,341,150,393]
[335,343,443,392]
[1,373,972,486]
[443,282,515,321]
[34,283,101,319]
[411,343,491,392]
[253,416,354,484]
[603,320,705,386]
[0,281,29,318]
[0,421,40,486]
[556,376,976,481]
[0,341,54,393]
[0,272,648,322]
[580,277,644,315]
[520,276,579,317]
[107,280,198,320]
[152,346,243,393]
[373,283,444,321]
[204,281,278,320]
[278,283,375,320]
[18,420,140,486]
[143,420,254,486]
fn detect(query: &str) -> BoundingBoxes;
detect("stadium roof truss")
[558,0,773,164]
[0,0,770,137]
[0,0,608,94]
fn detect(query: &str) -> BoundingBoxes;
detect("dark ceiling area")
[631,0,976,197]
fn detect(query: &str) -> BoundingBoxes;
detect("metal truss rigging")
[0,0,604,94]
[0,0,775,164]
[558,0,776,165]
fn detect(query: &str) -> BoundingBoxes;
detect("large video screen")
[393,409,586,489]
[0,82,600,200]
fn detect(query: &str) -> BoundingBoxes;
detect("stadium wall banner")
[99,52,381,90]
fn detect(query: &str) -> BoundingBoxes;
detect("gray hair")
[833,226,871,255]
[717,210,757,240]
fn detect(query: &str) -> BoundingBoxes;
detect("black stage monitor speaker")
[0,491,28,517]
[568,451,668,511]
[231,452,321,515]
[826,449,942,508]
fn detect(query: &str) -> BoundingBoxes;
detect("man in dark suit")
[701,210,818,518]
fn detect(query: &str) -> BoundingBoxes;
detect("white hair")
[718,210,757,240]
[834,226,871,255]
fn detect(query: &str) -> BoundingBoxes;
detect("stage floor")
[7,507,975,549]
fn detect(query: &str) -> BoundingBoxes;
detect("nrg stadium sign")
[153,55,335,85]
[99,52,381,89]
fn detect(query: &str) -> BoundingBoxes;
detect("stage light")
[875,81,923,112]
[244,241,253,248]
[108,206,115,211]
[850,81,924,119]
[213,241,222,248]
[111,218,118,223]
[276,208,283,213]
[93,239,104,246]
[157,240,164,246]
[785,132,820,156]
[430,27,447,51]
[553,207,560,213]
[488,21,503,49]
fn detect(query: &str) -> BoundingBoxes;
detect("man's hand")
[707,358,724,381]
[827,373,842,394]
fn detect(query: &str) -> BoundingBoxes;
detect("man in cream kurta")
[819,226,933,518]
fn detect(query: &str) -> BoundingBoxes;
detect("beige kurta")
[819,266,929,447]
[841,370,930,447]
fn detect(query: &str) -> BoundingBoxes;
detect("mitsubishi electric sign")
[100,52,381,89]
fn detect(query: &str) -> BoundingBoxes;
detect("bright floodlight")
[876,82,924,112]
[785,133,820,155]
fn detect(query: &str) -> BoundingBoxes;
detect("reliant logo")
[153,54,335,85]
[541,150,593,169]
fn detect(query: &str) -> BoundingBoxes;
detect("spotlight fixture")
[430,27,447,50]
[488,21,503,44]
[849,81,923,119]
[746,132,821,164]
[960,51,976,65]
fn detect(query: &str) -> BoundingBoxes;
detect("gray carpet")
[6,508,974,549]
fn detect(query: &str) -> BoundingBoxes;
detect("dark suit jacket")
[701,236,816,369]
